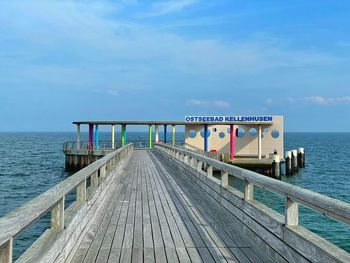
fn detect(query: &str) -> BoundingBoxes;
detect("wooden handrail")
[156,144,350,226]
[0,144,133,254]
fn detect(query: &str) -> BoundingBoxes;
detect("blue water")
[0,132,349,259]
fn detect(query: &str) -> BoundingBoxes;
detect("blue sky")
[1,0,350,132]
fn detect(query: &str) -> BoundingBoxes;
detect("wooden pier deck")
[1,143,350,263]
[71,150,273,263]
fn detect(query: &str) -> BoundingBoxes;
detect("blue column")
[204,124,208,152]
[95,125,99,150]
[164,125,167,143]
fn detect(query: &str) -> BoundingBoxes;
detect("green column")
[121,124,126,147]
[149,125,153,149]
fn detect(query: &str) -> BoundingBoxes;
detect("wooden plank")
[132,247,143,263]
[228,248,251,263]
[197,247,215,263]
[119,248,132,263]
[187,247,203,263]
[144,248,155,263]
[165,247,179,263]
[154,247,167,263]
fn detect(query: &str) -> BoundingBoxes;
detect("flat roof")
[73,121,273,126]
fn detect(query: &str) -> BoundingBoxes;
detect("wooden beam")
[0,238,12,263]
[285,196,299,226]
[244,180,254,201]
[51,198,65,231]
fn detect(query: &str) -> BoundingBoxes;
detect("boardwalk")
[71,150,274,263]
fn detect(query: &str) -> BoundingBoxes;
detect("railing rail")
[0,144,133,261]
[62,141,121,151]
[156,144,350,227]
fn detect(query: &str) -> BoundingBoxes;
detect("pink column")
[230,124,235,160]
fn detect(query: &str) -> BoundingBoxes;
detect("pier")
[1,139,350,262]
[64,117,285,176]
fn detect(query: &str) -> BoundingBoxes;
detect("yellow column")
[111,125,115,149]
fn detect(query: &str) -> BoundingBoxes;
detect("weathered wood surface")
[0,145,132,250]
[156,144,350,263]
[156,144,350,226]
[69,150,275,262]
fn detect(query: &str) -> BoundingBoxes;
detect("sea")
[0,132,349,259]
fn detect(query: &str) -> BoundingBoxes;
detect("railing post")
[285,196,299,226]
[76,179,86,202]
[100,164,107,178]
[207,165,213,177]
[51,197,65,230]
[184,155,189,164]
[190,157,196,168]
[0,238,13,263]
[197,160,203,171]
[91,171,98,187]
[221,171,228,187]
[244,179,254,201]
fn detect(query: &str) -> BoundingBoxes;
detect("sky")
[0,0,350,132]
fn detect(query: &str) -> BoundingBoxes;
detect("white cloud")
[147,0,197,17]
[213,100,230,108]
[187,99,230,108]
[0,0,344,97]
[280,96,350,106]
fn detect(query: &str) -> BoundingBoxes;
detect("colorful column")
[88,124,93,149]
[76,124,81,149]
[149,125,153,149]
[164,125,167,143]
[258,125,262,159]
[204,124,208,152]
[172,125,176,146]
[155,125,159,143]
[95,125,99,150]
[230,125,235,160]
[111,125,115,149]
[121,124,126,147]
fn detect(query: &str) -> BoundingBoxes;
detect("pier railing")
[156,143,350,262]
[63,141,121,151]
[0,144,133,263]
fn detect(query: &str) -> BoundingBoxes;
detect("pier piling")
[298,147,305,168]
[272,153,281,179]
[285,151,292,176]
[292,150,298,174]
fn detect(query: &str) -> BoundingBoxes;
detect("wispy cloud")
[187,99,230,108]
[147,0,197,17]
[278,96,350,106]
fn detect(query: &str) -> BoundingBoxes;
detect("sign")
[184,116,273,122]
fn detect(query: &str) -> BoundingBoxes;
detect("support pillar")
[121,125,126,147]
[149,125,153,149]
[111,125,115,149]
[88,124,93,149]
[76,124,81,149]
[230,124,234,160]
[95,125,99,150]
[258,125,262,159]
[204,124,208,152]
[155,125,159,143]
[164,125,167,143]
[172,125,176,146]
